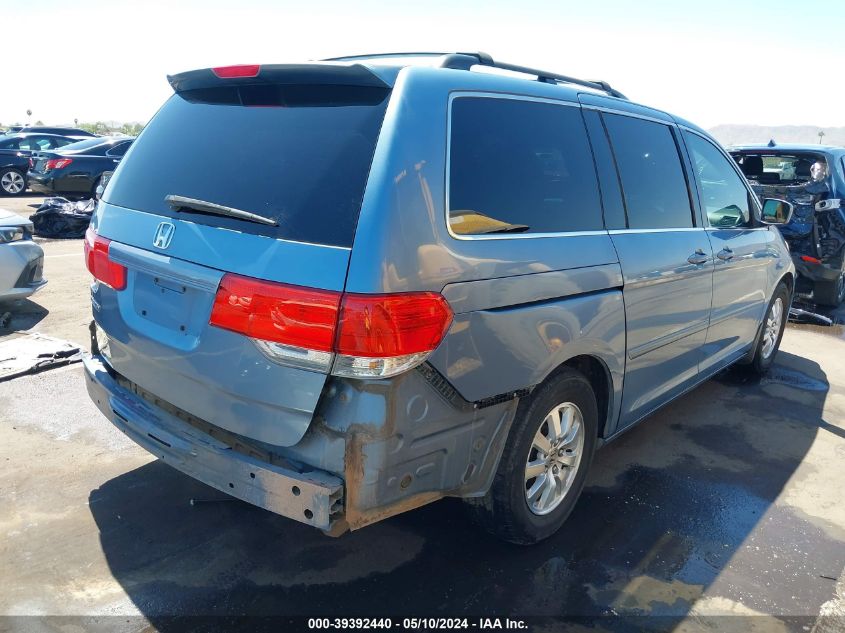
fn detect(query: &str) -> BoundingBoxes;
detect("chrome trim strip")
[608,228,704,234]
[580,105,673,125]
[445,92,599,242]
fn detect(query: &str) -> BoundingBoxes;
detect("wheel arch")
[546,353,616,440]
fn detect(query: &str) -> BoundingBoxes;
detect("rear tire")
[0,168,26,196]
[744,281,790,375]
[467,368,598,545]
[814,273,845,307]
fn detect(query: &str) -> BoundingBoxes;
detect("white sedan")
[0,209,47,302]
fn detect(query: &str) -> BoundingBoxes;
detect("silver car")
[0,209,47,302]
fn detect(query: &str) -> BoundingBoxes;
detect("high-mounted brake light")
[208,273,453,378]
[84,228,127,290]
[45,158,73,170]
[211,64,261,78]
[800,255,822,264]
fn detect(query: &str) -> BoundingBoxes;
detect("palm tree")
[818,130,825,144]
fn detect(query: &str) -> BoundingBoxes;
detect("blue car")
[730,144,845,306]
[82,53,795,544]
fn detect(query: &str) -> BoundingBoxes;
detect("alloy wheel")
[1,171,24,195]
[524,402,585,515]
[761,297,783,360]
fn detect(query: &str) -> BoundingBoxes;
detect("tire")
[813,273,845,307]
[467,368,598,545]
[0,168,26,196]
[744,281,790,375]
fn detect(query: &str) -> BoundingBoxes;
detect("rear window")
[448,97,603,236]
[105,85,390,248]
[603,114,694,230]
[732,152,828,185]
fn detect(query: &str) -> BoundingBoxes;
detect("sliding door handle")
[687,249,709,265]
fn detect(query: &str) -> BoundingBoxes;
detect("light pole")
[26,109,32,125]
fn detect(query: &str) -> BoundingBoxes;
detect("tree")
[35,120,44,126]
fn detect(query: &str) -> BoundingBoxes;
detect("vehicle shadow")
[0,298,48,332]
[89,350,840,627]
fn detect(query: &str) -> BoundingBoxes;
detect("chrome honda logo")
[153,222,175,249]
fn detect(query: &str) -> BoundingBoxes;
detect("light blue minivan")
[83,52,795,543]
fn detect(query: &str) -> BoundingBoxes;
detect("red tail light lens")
[212,64,261,78]
[208,274,453,377]
[210,274,340,352]
[800,255,822,264]
[336,293,453,357]
[84,228,126,290]
[45,158,73,170]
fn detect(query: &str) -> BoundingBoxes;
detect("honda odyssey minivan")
[83,52,795,544]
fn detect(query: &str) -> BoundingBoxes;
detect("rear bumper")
[27,173,58,194]
[82,353,344,530]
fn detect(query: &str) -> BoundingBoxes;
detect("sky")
[3,0,844,130]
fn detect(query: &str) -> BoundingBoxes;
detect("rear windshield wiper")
[165,195,278,227]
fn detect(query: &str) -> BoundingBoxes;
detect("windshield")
[105,85,390,247]
[733,152,828,185]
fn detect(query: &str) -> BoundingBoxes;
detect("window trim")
[679,126,764,230]
[444,91,607,241]
[105,141,131,157]
[599,111,699,230]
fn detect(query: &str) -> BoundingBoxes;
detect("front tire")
[467,368,598,545]
[814,272,845,307]
[745,281,790,375]
[0,168,26,196]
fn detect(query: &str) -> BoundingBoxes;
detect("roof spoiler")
[167,63,391,93]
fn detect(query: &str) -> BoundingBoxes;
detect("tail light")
[45,158,73,170]
[84,228,127,290]
[800,255,822,264]
[209,273,453,378]
[212,64,260,78]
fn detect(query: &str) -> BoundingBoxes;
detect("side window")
[683,132,752,228]
[50,138,74,149]
[603,113,694,229]
[31,137,53,150]
[448,97,603,235]
[0,137,20,149]
[106,142,131,157]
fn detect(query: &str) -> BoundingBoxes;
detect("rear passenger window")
[683,132,752,228]
[603,114,694,229]
[448,97,603,235]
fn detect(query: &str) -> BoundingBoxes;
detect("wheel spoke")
[532,432,552,455]
[524,460,546,482]
[547,408,562,441]
[560,419,581,447]
[526,474,546,503]
[538,472,557,510]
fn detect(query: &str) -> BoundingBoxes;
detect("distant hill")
[709,124,845,147]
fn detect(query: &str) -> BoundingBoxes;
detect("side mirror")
[760,198,793,225]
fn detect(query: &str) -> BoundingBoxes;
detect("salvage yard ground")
[1,193,845,631]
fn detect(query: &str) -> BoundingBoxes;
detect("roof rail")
[440,52,628,100]
[322,51,627,100]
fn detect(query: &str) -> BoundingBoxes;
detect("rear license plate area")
[134,272,204,334]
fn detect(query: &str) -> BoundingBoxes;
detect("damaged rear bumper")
[82,353,344,530]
